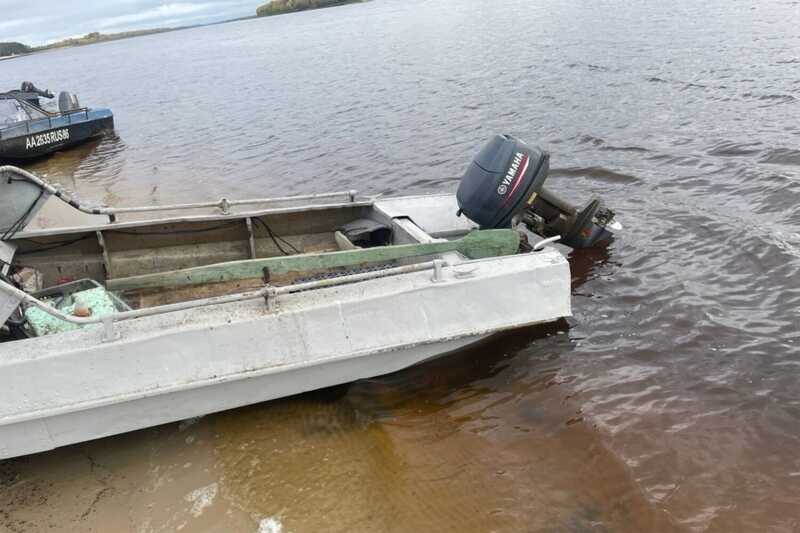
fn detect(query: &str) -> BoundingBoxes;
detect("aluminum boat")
[0,135,618,459]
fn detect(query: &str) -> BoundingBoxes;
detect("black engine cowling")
[456,134,617,248]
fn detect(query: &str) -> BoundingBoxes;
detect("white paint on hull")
[0,334,486,458]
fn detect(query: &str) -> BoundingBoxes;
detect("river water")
[2,0,799,531]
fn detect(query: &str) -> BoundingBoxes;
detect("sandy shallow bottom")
[0,330,679,533]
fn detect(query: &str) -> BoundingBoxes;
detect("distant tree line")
[39,29,169,50]
[0,29,175,58]
[256,0,363,17]
[0,42,30,57]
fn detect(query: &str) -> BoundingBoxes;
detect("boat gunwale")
[0,91,92,118]
[0,259,444,332]
[10,199,378,239]
[9,192,461,240]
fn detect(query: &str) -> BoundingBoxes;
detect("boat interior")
[1,189,491,342]
[1,134,619,342]
[1,83,94,141]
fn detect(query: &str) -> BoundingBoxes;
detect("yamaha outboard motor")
[457,134,617,248]
[58,91,80,112]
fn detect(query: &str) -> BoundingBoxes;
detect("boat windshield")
[0,97,48,126]
[0,99,29,126]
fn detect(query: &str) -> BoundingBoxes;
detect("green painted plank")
[107,229,519,292]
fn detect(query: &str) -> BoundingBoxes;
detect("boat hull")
[0,250,571,459]
[0,110,113,162]
[0,334,486,459]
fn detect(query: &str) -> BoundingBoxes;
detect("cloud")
[0,16,46,32]
[0,0,256,45]
[96,2,217,30]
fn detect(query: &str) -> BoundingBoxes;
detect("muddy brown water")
[1,0,799,531]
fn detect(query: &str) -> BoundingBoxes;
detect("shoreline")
[0,16,258,62]
[256,0,366,18]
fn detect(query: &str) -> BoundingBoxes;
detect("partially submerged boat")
[0,82,114,162]
[0,135,618,459]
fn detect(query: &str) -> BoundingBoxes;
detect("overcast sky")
[0,1,257,46]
